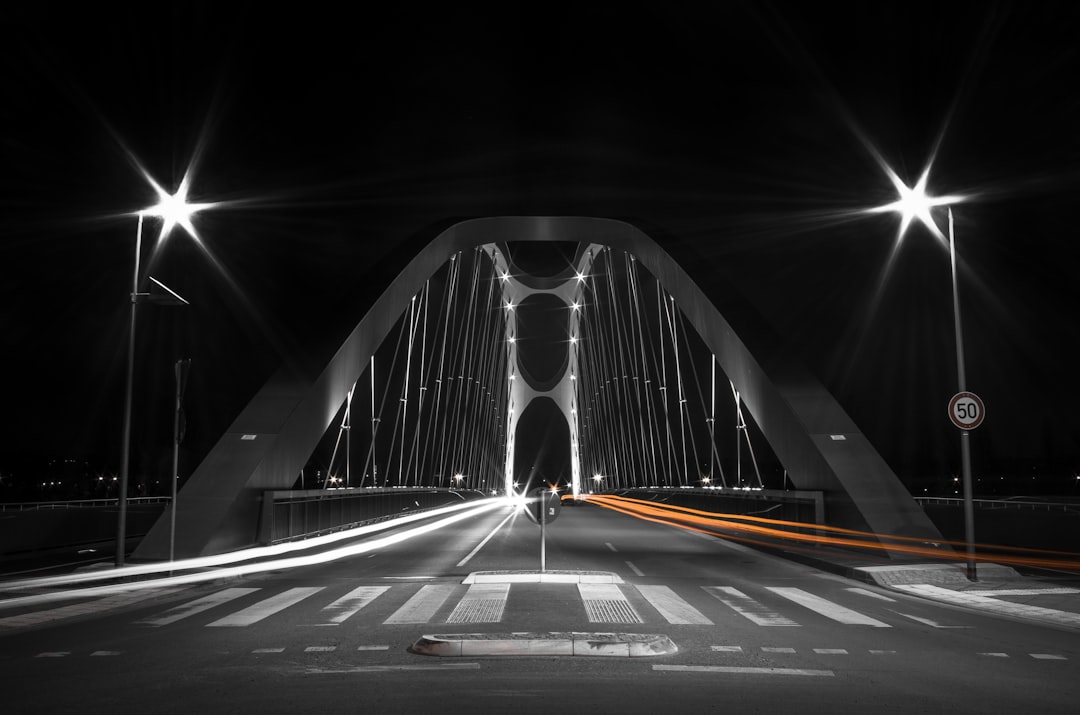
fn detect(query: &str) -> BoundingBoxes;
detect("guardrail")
[916,496,1080,512]
[0,496,171,512]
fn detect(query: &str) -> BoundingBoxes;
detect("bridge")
[131,216,941,560]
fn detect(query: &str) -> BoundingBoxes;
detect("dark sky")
[2,3,1078,489]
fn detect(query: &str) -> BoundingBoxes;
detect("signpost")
[948,391,985,580]
[524,488,561,572]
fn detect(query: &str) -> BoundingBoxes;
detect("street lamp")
[116,176,210,567]
[870,166,978,580]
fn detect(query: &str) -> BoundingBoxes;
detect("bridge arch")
[135,217,942,559]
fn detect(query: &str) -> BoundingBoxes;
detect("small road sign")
[948,392,985,430]
[524,488,561,526]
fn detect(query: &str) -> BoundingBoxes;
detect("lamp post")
[871,167,978,580]
[116,177,211,567]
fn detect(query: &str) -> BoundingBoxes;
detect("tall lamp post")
[871,167,979,580]
[116,179,210,567]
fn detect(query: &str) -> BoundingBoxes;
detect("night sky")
[2,3,1078,496]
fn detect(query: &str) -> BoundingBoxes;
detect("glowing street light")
[116,174,212,568]
[871,164,978,580]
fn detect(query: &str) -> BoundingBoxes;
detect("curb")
[410,632,678,657]
[463,570,624,584]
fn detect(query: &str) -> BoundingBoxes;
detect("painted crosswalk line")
[315,586,390,625]
[637,585,713,625]
[579,583,642,624]
[136,587,261,627]
[446,583,509,624]
[383,584,456,624]
[704,586,799,626]
[766,587,891,627]
[207,587,325,627]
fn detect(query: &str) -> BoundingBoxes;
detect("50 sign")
[948,392,985,430]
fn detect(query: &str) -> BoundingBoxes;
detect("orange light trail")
[585,494,1080,572]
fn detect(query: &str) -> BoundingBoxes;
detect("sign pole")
[540,493,547,573]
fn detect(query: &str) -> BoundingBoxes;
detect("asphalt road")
[2,501,1077,714]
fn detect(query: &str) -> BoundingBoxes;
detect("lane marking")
[136,587,261,626]
[307,664,481,673]
[1031,654,1067,660]
[579,583,642,624]
[869,650,897,655]
[357,645,390,651]
[893,584,1080,628]
[979,652,1009,657]
[90,650,122,656]
[316,585,389,625]
[446,583,509,623]
[253,648,285,653]
[767,587,891,627]
[970,588,1080,597]
[384,584,456,624]
[35,652,69,658]
[207,587,324,627]
[846,587,896,602]
[654,665,834,677]
[762,647,796,653]
[637,585,713,624]
[605,542,618,552]
[305,645,336,652]
[891,611,970,629]
[813,648,848,655]
[711,645,743,652]
[625,561,644,577]
[704,586,799,626]
[456,510,517,567]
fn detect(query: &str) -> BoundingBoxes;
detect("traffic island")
[410,632,677,657]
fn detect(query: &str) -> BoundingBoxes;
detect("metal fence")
[916,496,1080,513]
[0,496,171,512]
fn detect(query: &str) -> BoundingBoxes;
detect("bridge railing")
[0,496,170,512]
[916,496,1080,513]
[257,487,489,545]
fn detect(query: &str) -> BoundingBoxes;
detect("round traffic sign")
[948,392,985,430]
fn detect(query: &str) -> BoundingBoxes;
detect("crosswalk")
[129,581,970,631]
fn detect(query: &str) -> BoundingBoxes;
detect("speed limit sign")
[948,392,985,430]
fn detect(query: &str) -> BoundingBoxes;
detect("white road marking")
[704,586,799,626]
[446,583,509,623]
[316,585,389,625]
[456,510,517,567]
[637,585,713,624]
[605,542,618,552]
[1,587,183,630]
[35,652,69,658]
[892,611,970,629]
[762,647,796,653]
[356,645,390,651]
[869,650,897,655]
[90,651,121,656]
[846,587,896,602]
[625,561,644,577]
[655,665,834,677]
[304,646,336,652]
[384,584,456,624]
[813,648,848,654]
[1031,653,1067,660]
[307,664,481,673]
[767,587,891,627]
[136,587,261,626]
[894,584,1080,629]
[979,652,1009,657]
[971,588,1080,597]
[711,645,743,652]
[207,587,324,627]
[253,648,285,653]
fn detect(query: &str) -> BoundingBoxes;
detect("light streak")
[586,494,1080,572]
[0,498,512,608]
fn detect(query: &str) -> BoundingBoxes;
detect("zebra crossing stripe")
[703,587,799,626]
[637,585,713,625]
[207,587,325,627]
[384,584,456,624]
[136,587,260,627]
[446,583,509,624]
[316,586,390,625]
[579,583,642,624]
[767,588,891,627]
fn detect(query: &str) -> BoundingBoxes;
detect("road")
[2,500,1077,713]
